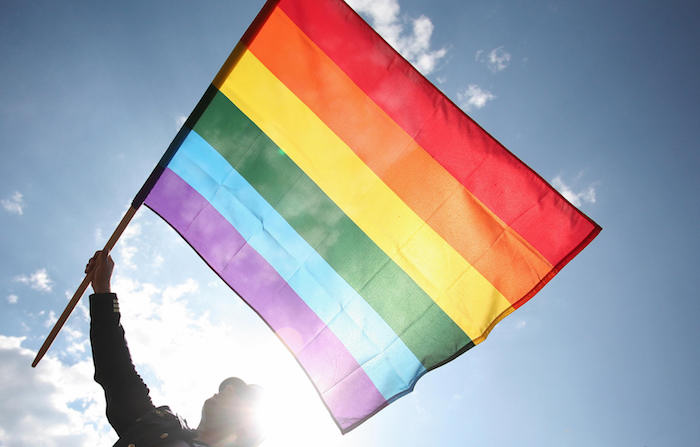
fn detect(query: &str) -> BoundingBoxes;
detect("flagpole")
[30,0,280,368]
[30,80,217,370]
[28,74,205,370]
[31,205,138,367]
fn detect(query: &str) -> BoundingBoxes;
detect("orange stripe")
[248,8,552,304]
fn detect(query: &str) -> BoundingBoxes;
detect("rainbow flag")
[134,0,600,433]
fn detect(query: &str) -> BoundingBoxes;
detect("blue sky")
[1,0,698,445]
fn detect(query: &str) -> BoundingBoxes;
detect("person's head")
[197,377,265,447]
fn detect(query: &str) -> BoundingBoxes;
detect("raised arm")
[87,250,155,436]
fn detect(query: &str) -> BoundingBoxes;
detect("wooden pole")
[31,205,139,367]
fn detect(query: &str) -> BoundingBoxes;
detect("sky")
[1,0,699,445]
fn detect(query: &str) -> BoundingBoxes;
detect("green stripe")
[192,90,471,368]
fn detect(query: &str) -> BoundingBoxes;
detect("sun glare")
[129,279,344,447]
[252,355,340,447]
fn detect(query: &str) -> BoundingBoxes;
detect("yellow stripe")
[214,47,512,342]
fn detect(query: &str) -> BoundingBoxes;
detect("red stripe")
[277,0,599,265]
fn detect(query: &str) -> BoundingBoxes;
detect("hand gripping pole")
[31,206,138,367]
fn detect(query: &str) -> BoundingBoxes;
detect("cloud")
[1,191,24,215]
[7,208,341,445]
[103,274,336,445]
[347,0,447,75]
[118,222,142,268]
[0,280,199,447]
[457,84,495,111]
[551,175,597,207]
[515,320,527,330]
[3,266,340,446]
[0,336,115,446]
[476,46,511,72]
[109,275,255,422]
[44,310,58,328]
[94,227,104,244]
[15,268,54,292]
[7,294,18,304]
[175,114,187,128]
[152,253,165,268]
[63,326,88,356]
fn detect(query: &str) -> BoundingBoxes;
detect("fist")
[85,250,114,294]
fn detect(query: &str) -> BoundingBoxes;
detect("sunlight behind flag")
[136,0,601,433]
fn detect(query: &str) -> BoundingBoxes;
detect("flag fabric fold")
[138,0,600,433]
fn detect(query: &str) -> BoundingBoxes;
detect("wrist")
[93,284,111,294]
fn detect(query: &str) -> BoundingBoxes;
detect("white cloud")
[15,268,54,292]
[152,253,165,268]
[7,205,342,446]
[347,0,447,75]
[119,245,138,268]
[117,222,142,268]
[3,266,341,446]
[7,294,18,304]
[94,227,104,244]
[515,320,527,330]
[44,310,58,328]
[64,326,88,356]
[0,336,115,446]
[175,114,187,128]
[551,175,597,207]
[476,46,511,72]
[76,299,90,323]
[111,275,254,421]
[1,191,24,215]
[457,84,495,111]
[162,278,199,302]
[106,274,336,445]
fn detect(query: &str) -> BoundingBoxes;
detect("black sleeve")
[90,293,155,436]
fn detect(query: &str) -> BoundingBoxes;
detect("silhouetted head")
[197,377,264,447]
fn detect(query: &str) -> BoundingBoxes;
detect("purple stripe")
[144,168,385,429]
[324,364,389,430]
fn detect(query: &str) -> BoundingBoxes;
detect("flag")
[134,0,601,433]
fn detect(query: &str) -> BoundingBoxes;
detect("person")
[86,250,264,447]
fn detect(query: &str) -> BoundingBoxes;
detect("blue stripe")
[167,130,426,399]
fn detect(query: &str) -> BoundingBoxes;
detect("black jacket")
[90,293,206,447]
